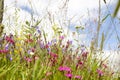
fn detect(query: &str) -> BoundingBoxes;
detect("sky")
[3,0,120,50]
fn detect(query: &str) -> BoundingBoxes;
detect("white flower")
[30,52,34,55]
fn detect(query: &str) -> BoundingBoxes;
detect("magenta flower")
[45,44,49,49]
[65,73,72,79]
[58,66,71,72]
[0,49,9,53]
[97,69,104,76]
[74,75,82,80]
[5,36,14,44]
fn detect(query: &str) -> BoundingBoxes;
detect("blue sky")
[4,0,120,50]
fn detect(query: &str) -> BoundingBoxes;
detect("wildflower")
[5,43,9,50]
[31,48,35,52]
[39,40,45,49]
[74,75,82,80]
[102,63,107,69]
[97,69,104,76]
[58,66,71,72]
[59,36,64,40]
[34,56,39,60]
[81,51,89,60]
[27,50,31,54]
[65,73,72,79]
[45,44,49,49]
[25,39,33,43]
[48,42,52,46]
[47,48,51,52]
[76,61,84,69]
[10,57,13,61]
[0,49,9,53]
[5,36,10,41]
[24,57,32,62]
[67,40,72,45]
[29,51,34,55]
[37,30,41,33]
[46,72,52,76]
[9,39,14,44]
[5,36,14,44]
[49,52,58,58]
[52,39,57,43]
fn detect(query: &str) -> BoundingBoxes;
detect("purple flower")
[40,42,44,49]
[48,42,52,46]
[10,57,13,61]
[5,43,9,50]
[69,41,72,44]
[37,29,41,33]
[36,26,39,29]
[47,48,51,52]
[27,50,31,54]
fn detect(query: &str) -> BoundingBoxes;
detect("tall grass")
[0,0,120,80]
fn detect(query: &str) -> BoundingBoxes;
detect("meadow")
[0,0,120,80]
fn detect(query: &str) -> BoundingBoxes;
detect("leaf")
[35,19,42,27]
[113,0,120,17]
[75,26,84,30]
[102,14,110,22]
[75,26,81,29]
[25,21,30,26]
[0,70,7,78]
[100,33,105,51]
[103,0,106,4]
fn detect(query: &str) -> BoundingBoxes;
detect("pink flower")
[65,73,72,79]
[97,69,104,76]
[34,56,39,60]
[59,36,64,40]
[24,57,32,62]
[74,75,82,80]
[58,66,71,72]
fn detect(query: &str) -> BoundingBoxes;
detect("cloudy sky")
[3,0,120,50]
